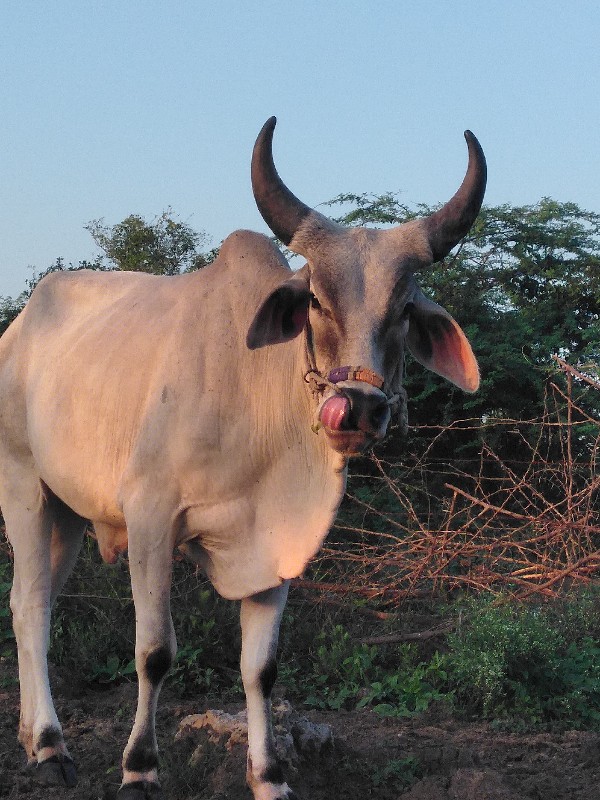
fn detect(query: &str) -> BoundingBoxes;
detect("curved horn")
[251,117,312,246]
[424,131,487,262]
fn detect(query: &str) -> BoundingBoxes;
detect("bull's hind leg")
[241,581,298,800]
[118,506,177,800]
[5,487,86,787]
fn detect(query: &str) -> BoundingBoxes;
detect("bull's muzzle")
[319,386,391,456]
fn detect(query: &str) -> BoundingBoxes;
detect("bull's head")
[247,117,486,457]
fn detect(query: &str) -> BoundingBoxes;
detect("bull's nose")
[343,387,391,437]
[369,397,391,430]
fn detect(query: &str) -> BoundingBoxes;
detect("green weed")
[89,654,136,684]
[358,651,449,717]
[282,624,447,717]
[371,756,422,791]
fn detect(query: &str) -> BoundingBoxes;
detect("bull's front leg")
[117,509,177,800]
[240,580,298,800]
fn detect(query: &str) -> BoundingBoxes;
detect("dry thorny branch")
[306,359,600,605]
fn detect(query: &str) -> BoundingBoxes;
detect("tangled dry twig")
[307,362,600,605]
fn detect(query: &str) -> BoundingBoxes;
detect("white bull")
[0,117,486,800]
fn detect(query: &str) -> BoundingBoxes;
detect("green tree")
[0,256,107,336]
[86,209,215,275]
[0,293,27,336]
[0,212,217,335]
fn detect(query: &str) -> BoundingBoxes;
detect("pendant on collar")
[328,366,385,390]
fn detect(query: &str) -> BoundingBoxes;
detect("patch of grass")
[48,539,137,683]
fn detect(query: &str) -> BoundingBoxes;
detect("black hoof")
[117,780,164,799]
[36,754,77,787]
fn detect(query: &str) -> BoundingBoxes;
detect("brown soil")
[1,663,599,800]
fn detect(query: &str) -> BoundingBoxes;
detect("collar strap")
[328,365,384,390]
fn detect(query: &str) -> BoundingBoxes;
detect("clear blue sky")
[1,0,599,298]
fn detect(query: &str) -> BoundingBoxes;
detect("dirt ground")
[1,661,600,800]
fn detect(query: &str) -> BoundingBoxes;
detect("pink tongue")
[320,395,350,431]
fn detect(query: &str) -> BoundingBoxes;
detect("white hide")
[0,230,345,600]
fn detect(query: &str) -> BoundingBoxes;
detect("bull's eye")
[391,301,413,339]
[401,301,414,320]
[310,292,334,321]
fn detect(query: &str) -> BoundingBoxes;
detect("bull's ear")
[406,289,479,392]
[247,267,311,349]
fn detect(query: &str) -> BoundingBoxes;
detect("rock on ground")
[177,699,334,768]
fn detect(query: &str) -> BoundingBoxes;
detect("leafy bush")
[446,595,600,727]
[280,591,600,728]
